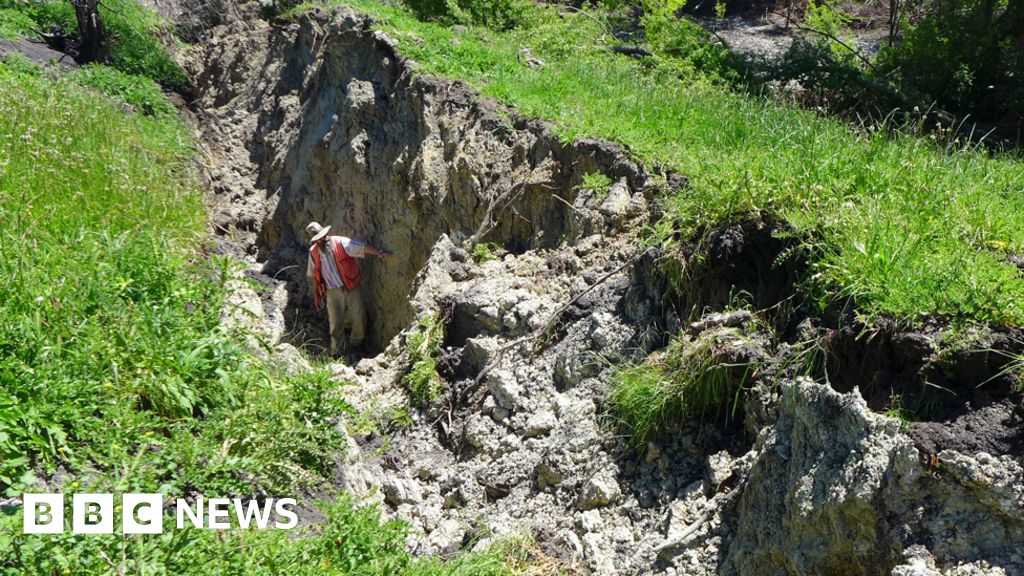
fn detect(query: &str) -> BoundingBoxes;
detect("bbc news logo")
[22,494,298,534]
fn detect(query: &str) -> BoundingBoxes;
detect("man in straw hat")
[305,222,392,357]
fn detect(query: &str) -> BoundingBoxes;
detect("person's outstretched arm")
[364,245,393,258]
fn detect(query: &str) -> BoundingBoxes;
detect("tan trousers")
[325,286,366,356]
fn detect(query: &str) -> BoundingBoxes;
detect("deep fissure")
[193,10,652,355]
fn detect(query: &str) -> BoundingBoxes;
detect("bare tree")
[70,0,106,63]
[888,0,901,44]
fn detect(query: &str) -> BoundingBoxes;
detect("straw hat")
[306,221,331,243]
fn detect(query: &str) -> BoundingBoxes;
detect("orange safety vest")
[310,238,363,301]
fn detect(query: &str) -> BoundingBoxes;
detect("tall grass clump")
[608,329,758,444]
[321,0,1024,327]
[69,64,177,116]
[1,60,198,484]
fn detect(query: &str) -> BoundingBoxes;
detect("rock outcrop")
[726,380,1024,576]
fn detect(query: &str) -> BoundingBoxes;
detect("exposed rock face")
[726,380,1024,576]
[186,7,1024,576]
[185,9,650,352]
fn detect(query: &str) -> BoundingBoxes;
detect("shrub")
[0,7,35,38]
[472,241,504,263]
[802,0,855,63]
[401,313,445,406]
[641,0,747,85]
[403,0,531,31]
[763,39,877,111]
[877,0,1024,135]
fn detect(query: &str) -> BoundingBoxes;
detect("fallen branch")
[609,45,654,58]
[557,4,613,43]
[706,28,733,51]
[653,480,745,555]
[465,173,558,249]
[768,11,876,72]
[469,256,635,396]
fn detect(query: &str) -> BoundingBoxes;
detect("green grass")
[305,0,1024,326]
[471,241,504,263]
[608,328,758,444]
[0,7,35,38]
[0,53,350,494]
[575,171,614,202]
[1,494,530,575]
[70,63,178,116]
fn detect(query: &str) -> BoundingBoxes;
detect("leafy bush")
[472,241,504,263]
[802,0,855,63]
[70,63,176,116]
[401,313,445,406]
[403,0,531,31]
[0,7,35,38]
[641,0,747,85]
[877,0,1024,134]
[609,329,758,444]
[762,39,883,112]
[106,11,189,92]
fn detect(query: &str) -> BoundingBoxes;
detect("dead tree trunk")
[70,0,106,63]
[887,0,901,45]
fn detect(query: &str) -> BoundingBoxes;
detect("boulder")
[579,469,622,510]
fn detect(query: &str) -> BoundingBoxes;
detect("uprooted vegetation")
[401,312,446,406]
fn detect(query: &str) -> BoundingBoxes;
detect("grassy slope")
[0,50,520,576]
[0,0,188,89]
[326,0,1024,325]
